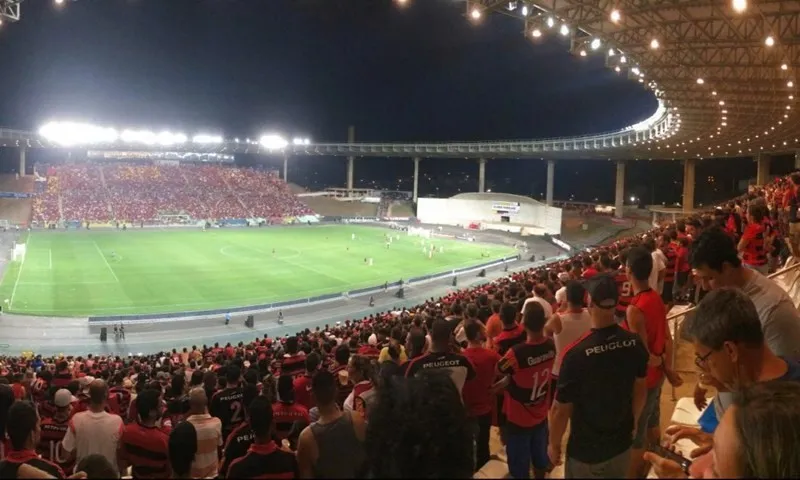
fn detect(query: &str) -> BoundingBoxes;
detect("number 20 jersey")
[211,386,245,440]
[497,338,556,429]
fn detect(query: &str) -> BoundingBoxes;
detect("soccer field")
[0,225,516,317]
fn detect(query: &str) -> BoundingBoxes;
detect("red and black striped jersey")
[493,325,526,356]
[119,422,171,479]
[108,387,132,423]
[497,338,556,429]
[614,269,633,316]
[227,441,298,479]
[271,401,310,441]
[278,354,306,378]
[37,417,73,475]
[0,450,65,479]
[220,422,255,478]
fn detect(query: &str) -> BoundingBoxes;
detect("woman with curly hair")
[366,372,474,478]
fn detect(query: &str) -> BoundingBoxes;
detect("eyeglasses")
[695,349,714,370]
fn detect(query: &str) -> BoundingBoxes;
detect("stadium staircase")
[97,166,115,219]
[221,176,254,218]
[57,194,64,222]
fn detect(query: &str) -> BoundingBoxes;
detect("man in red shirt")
[497,302,556,479]
[293,353,319,410]
[738,204,770,275]
[461,322,501,470]
[624,246,679,478]
[119,389,171,479]
[492,303,525,355]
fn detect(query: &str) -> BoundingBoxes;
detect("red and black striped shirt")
[227,441,299,479]
[0,449,65,479]
[220,422,255,478]
[119,422,171,479]
[37,416,73,475]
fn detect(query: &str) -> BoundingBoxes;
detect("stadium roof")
[2,0,799,162]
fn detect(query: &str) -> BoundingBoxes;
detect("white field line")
[8,235,29,309]
[93,241,120,283]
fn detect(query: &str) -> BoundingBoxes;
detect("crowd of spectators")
[31,163,314,224]
[6,173,800,479]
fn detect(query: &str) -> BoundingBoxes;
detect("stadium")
[0,1,799,479]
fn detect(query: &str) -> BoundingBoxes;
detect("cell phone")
[648,444,692,474]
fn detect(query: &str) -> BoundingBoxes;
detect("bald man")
[185,387,222,479]
[62,379,124,472]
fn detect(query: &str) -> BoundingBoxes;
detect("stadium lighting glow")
[579,50,587,57]
[521,5,528,16]
[696,78,704,84]
[620,55,627,64]
[608,48,615,56]
[732,0,747,12]
[590,38,601,50]
[39,122,119,147]
[471,8,481,19]
[765,36,775,47]
[610,9,621,23]
[631,67,640,75]
[788,81,794,87]
[782,63,789,70]
[650,39,660,49]
[546,17,555,28]
[192,134,223,144]
[614,66,621,72]
[156,131,187,146]
[54,0,64,4]
[531,28,542,38]
[260,134,288,150]
[559,24,569,36]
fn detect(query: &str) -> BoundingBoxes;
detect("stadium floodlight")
[260,134,288,150]
[620,55,627,64]
[732,0,747,12]
[546,16,555,28]
[156,131,187,146]
[521,5,528,16]
[192,134,223,144]
[559,24,569,36]
[470,8,481,20]
[292,137,304,145]
[579,49,587,57]
[54,0,64,4]
[304,138,311,145]
[531,28,542,38]
[765,36,775,47]
[121,129,157,145]
[39,121,119,146]
[610,9,621,23]
[608,48,615,56]
[590,38,601,50]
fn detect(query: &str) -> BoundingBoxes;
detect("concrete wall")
[417,197,561,235]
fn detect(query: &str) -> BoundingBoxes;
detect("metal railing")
[667,260,800,400]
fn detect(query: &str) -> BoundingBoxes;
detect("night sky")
[0,0,790,204]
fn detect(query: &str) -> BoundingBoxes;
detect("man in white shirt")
[523,283,553,319]
[645,238,666,294]
[62,379,123,472]
[185,387,222,479]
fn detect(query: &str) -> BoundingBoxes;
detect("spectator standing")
[689,228,800,415]
[548,273,648,479]
[293,353,319,410]
[497,302,556,479]
[460,322,501,470]
[404,320,476,398]
[219,385,259,478]
[0,401,64,478]
[185,387,222,479]
[210,365,244,441]
[168,422,197,480]
[119,389,171,479]
[272,375,310,448]
[37,389,74,475]
[227,397,299,479]
[297,370,366,478]
[545,281,592,396]
[62,379,123,472]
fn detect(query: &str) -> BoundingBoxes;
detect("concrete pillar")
[683,158,696,213]
[283,153,289,182]
[546,159,555,206]
[346,125,355,193]
[756,153,770,186]
[19,147,26,176]
[614,160,625,218]
[795,150,800,171]
[412,157,420,203]
[478,158,486,193]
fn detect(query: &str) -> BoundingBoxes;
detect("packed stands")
[31,163,313,224]
[4,174,800,479]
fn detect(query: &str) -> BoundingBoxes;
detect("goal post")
[12,243,26,262]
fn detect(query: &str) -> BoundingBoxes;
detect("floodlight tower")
[0,0,22,23]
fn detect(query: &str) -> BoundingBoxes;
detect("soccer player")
[228,397,299,479]
[119,390,171,479]
[497,302,556,479]
[210,366,245,441]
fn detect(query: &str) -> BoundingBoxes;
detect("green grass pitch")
[0,225,517,317]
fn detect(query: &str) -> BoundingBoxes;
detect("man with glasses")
[653,287,800,476]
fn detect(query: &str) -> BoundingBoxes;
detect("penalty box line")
[93,241,120,283]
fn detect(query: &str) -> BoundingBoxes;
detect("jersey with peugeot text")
[37,417,73,475]
[404,351,476,396]
[220,422,255,478]
[211,386,245,440]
